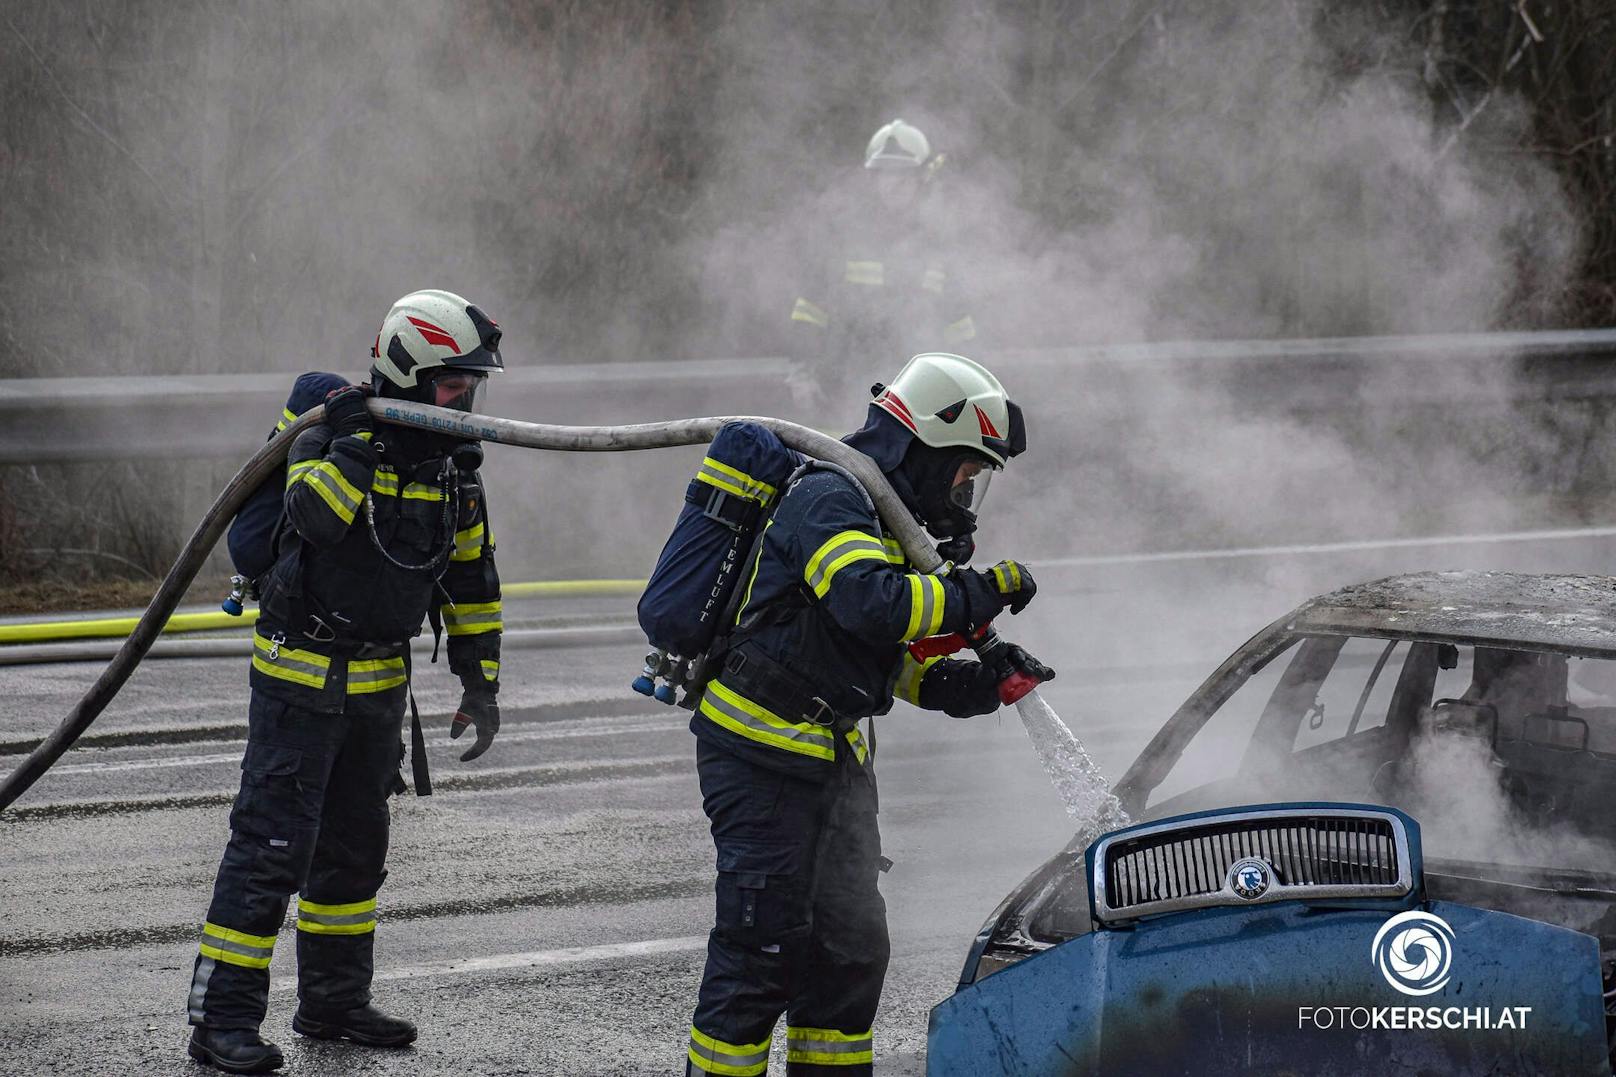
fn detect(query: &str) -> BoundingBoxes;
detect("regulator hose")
[0,400,940,811]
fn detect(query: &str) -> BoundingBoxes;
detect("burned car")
[929,572,1616,1075]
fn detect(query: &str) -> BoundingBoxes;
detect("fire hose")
[0,398,991,811]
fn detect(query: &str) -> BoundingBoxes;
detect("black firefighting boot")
[291,1002,417,1047]
[187,1027,285,1074]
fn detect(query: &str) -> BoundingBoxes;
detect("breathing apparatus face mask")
[928,458,996,564]
[422,369,487,413]
[910,446,998,539]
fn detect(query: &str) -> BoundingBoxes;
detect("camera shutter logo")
[1372,910,1455,996]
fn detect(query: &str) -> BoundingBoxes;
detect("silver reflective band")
[916,573,937,632]
[805,537,887,594]
[789,1036,872,1054]
[252,639,326,680]
[298,910,374,927]
[306,466,361,514]
[204,935,273,961]
[689,1037,768,1070]
[704,686,835,748]
[188,957,216,1022]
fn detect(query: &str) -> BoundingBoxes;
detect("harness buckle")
[806,697,836,726]
[305,615,337,642]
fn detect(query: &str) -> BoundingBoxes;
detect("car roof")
[1287,571,1616,657]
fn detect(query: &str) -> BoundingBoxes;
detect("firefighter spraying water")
[0,346,1116,1077]
[627,352,1099,1075]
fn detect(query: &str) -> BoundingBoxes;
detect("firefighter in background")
[686,353,1053,1076]
[787,120,978,400]
[186,290,505,1074]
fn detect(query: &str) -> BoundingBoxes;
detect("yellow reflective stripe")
[900,574,945,642]
[298,897,376,917]
[699,680,836,761]
[296,918,375,936]
[251,631,330,690]
[790,297,829,328]
[895,653,941,705]
[786,1025,873,1066]
[276,406,298,432]
[881,536,906,564]
[199,922,277,969]
[845,725,868,765]
[688,1026,770,1076]
[480,659,500,682]
[992,561,1023,593]
[804,530,890,598]
[442,600,502,636]
[203,922,278,949]
[734,519,773,625]
[300,460,363,525]
[922,574,945,637]
[921,265,946,294]
[296,895,377,935]
[353,431,373,442]
[285,459,318,488]
[902,576,924,641]
[346,655,406,695]
[371,469,400,496]
[696,456,777,503]
[844,260,883,285]
[451,522,486,561]
[944,314,977,343]
[402,482,444,501]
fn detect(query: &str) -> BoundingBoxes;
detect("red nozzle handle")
[908,633,966,661]
[907,622,995,662]
[997,670,1040,705]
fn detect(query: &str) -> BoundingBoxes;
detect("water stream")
[1014,689,1132,843]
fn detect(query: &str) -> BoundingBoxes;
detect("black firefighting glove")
[323,384,373,439]
[450,688,500,761]
[956,560,1038,626]
[921,659,1003,719]
[925,647,1058,719]
[1001,644,1056,685]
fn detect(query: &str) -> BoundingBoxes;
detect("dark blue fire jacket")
[690,466,983,779]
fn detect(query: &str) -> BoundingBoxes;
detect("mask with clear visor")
[422,369,487,413]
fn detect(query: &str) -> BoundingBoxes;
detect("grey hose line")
[0,408,325,811]
[370,400,944,571]
[0,401,934,811]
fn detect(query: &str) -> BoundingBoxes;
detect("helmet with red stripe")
[370,289,503,411]
[873,352,1024,466]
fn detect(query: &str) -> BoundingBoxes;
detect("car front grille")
[1091,805,1414,924]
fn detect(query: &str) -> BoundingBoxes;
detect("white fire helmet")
[864,118,931,170]
[872,352,1025,467]
[370,290,504,404]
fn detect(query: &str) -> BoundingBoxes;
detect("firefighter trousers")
[688,736,890,1076]
[188,686,404,1030]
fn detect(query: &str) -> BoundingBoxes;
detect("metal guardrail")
[4,331,1615,464]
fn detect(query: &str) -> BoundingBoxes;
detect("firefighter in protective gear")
[685,353,1053,1075]
[788,120,976,402]
[186,289,505,1074]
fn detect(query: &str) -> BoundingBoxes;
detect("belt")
[721,646,854,733]
[256,621,407,660]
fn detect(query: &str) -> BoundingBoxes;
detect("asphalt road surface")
[4,529,1615,1075]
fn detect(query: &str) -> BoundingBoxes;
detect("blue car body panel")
[928,900,1606,1075]
[929,802,1609,1075]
